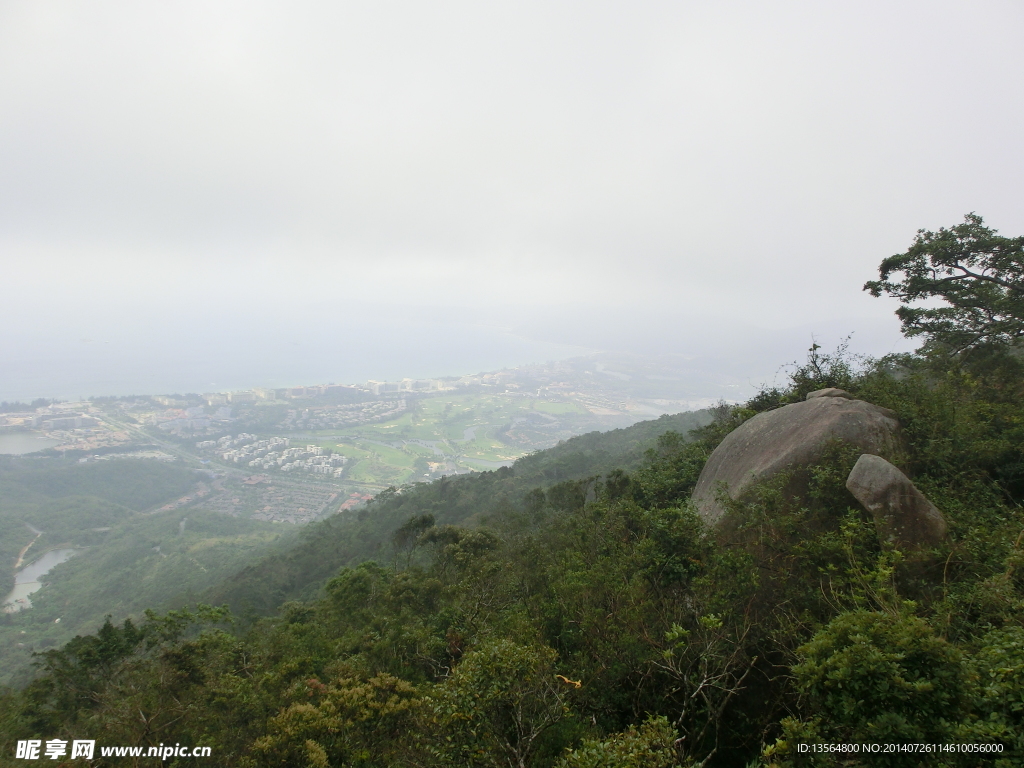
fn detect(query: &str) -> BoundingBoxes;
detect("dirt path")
[14,530,42,569]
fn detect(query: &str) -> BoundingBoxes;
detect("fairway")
[251,386,657,490]
[532,400,587,415]
[296,392,606,486]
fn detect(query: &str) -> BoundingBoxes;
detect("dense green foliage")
[2,218,1024,766]
[772,611,968,764]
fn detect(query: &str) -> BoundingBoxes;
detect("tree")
[250,673,423,768]
[426,639,571,768]
[865,214,1024,355]
[391,513,436,568]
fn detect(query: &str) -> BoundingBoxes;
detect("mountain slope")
[205,409,714,614]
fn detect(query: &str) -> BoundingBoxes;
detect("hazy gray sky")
[2,1,1023,397]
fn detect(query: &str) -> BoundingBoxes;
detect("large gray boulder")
[846,454,948,553]
[692,391,903,526]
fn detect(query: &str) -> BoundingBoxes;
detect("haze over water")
[1,314,589,402]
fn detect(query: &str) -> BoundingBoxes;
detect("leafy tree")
[426,639,571,768]
[11,606,233,756]
[248,673,423,768]
[21,615,146,732]
[865,213,1024,355]
[555,715,681,768]
[392,513,436,567]
[629,432,712,509]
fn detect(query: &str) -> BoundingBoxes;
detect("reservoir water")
[0,434,60,455]
[3,549,79,613]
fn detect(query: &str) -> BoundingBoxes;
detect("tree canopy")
[865,213,1024,355]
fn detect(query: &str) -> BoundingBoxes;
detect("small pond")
[3,549,80,613]
[0,434,60,455]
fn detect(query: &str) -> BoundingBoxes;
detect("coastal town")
[0,356,714,525]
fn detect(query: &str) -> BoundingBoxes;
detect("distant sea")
[0,314,590,402]
[1,301,917,405]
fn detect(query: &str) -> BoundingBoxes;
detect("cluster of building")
[51,429,133,453]
[282,453,347,476]
[152,396,189,407]
[195,433,260,452]
[164,370,519,412]
[247,484,340,524]
[150,405,233,433]
[279,399,408,430]
[361,374,513,394]
[2,402,139,453]
[338,491,375,511]
[157,481,212,512]
[196,434,283,462]
[364,379,443,395]
[195,434,347,477]
[451,371,517,388]
[193,475,341,524]
[37,414,98,430]
[252,446,347,477]
[1,403,101,431]
[202,384,361,405]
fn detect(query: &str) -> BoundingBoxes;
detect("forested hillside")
[0,459,199,600]
[1,216,1023,766]
[0,460,300,689]
[205,409,715,616]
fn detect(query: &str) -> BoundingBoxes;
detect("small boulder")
[692,396,902,526]
[846,454,948,553]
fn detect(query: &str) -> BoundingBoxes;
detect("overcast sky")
[2,1,1023,398]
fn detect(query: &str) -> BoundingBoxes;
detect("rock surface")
[846,453,948,552]
[805,387,854,400]
[692,396,903,526]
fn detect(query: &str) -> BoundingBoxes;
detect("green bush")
[767,611,966,767]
